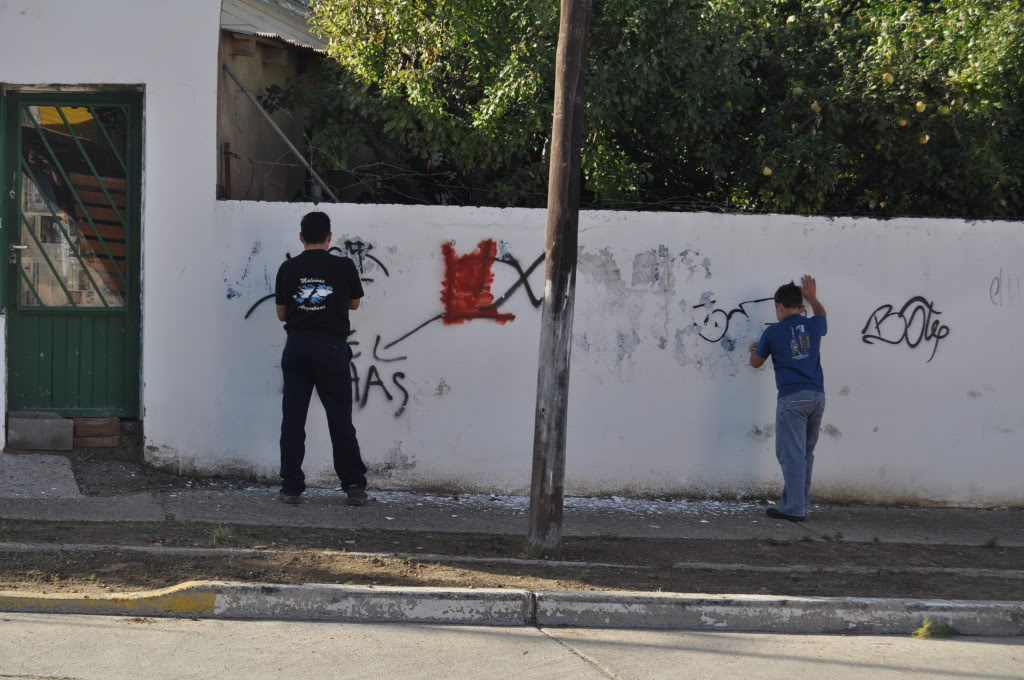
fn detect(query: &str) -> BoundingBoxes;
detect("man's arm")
[343,258,364,312]
[274,264,288,322]
[801,274,826,317]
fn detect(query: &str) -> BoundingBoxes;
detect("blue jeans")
[775,390,826,517]
[280,331,366,495]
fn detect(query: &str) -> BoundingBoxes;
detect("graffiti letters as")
[349,332,410,418]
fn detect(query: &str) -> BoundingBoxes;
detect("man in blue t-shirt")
[749,275,827,522]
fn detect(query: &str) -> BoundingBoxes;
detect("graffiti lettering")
[694,297,775,343]
[373,334,407,363]
[861,296,950,362]
[382,250,543,351]
[244,293,276,320]
[990,268,1022,307]
[348,364,409,418]
[348,331,409,418]
[490,253,544,310]
[242,238,541,418]
[334,239,389,283]
[242,241,386,319]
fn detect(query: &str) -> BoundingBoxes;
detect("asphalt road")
[0,614,1021,680]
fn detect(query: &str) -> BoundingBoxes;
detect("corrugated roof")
[220,0,326,51]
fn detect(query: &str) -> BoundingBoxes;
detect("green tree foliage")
[271,0,1023,217]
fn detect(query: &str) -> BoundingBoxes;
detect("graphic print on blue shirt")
[790,324,811,360]
[294,277,335,311]
[757,314,827,397]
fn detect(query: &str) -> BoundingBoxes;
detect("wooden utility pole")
[527,0,593,559]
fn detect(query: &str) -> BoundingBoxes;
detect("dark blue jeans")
[280,331,366,495]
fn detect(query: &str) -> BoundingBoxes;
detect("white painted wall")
[3,1,1022,507]
[200,202,1024,507]
[0,0,220,444]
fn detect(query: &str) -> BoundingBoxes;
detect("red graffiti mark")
[441,239,515,325]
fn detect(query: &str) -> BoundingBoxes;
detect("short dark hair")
[300,211,331,244]
[774,281,803,309]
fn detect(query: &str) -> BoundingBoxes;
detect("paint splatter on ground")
[280,489,778,519]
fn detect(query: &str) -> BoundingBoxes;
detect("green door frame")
[1,90,143,417]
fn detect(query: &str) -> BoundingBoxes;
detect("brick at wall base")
[73,417,121,438]
[73,436,121,448]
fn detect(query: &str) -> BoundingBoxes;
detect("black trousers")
[280,331,366,494]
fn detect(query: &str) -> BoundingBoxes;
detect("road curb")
[2,582,1022,634]
[535,591,1024,635]
[0,582,533,626]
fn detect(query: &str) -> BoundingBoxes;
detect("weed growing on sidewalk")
[0,522,23,540]
[211,526,238,545]
[912,618,958,639]
[820,532,845,543]
[87,572,99,583]
[984,536,1001,549]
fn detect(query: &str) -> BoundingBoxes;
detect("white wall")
[0,0,220,443]
[3,1,1022,507]
[192,202,1023,507]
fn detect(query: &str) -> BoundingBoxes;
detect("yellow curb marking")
[0,581,217,616]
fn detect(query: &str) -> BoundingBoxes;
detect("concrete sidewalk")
[1,452,1022,545]
[5,614,1023,680]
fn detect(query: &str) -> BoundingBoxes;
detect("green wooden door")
[2,92,142,417]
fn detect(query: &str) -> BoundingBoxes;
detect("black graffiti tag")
[694,297,775,344]
[861,296,950,362]
[334,240,389,283]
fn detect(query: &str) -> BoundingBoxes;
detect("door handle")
[9,244,27,263]
[9,244,28,250]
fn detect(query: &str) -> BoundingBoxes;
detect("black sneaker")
[766,507,805,522]
[346,486,369,507]
[278,491,302,505]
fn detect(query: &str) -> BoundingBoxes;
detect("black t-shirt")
[275,250,364,337]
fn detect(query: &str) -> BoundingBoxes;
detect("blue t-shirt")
[756,314,827,397]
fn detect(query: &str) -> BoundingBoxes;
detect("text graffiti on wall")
[693,297,775,347]
[990,268,1021,307]
[861,296,951,362]
[240,237,543,417]
[349,332,410,418]
[241,238,390,319]
[381,243,543,351]
[340,239,389,283]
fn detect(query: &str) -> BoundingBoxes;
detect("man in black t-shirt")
[274,211,368,506]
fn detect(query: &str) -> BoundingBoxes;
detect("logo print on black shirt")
[294,277,334,310]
